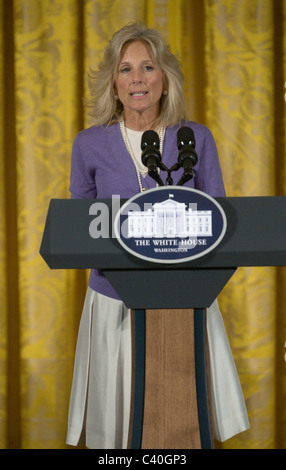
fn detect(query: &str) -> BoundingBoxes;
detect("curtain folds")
[0,0,285,449]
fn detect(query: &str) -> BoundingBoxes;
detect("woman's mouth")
[130,91,148,97]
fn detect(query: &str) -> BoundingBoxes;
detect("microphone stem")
[177,172,193,186]
[148,170,164,186]
[166,169,173,185]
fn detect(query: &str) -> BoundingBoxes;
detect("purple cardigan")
[70,121,226,299]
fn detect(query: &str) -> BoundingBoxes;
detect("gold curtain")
[0,0,285,449]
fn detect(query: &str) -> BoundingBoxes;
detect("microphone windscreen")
[141,130,160,150]
[177,127,196,149]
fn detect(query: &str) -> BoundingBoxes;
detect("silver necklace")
[119,118,165,192]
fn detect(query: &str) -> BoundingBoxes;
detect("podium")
[40,196,286,449]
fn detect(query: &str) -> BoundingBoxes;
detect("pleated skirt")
[66,287,249,449]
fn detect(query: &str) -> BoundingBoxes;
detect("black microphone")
[141,130,164,185]
[176,127,198,185]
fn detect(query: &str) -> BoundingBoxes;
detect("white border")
[114,186,227,264]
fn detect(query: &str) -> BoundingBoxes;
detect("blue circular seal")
[114,186,227,264]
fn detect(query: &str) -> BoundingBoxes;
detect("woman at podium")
[66,22,249,449]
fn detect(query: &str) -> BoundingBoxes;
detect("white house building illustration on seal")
[127,194,212,238]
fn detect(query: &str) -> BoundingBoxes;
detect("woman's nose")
[132,69,143,83]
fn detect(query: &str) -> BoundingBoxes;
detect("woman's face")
[115,40,164,127]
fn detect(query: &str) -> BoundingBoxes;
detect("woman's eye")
[145,65,154,71]
[120,67,130,73]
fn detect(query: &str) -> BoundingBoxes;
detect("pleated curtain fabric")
[0,0,285,449]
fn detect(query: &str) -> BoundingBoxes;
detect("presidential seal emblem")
[114,186,227,264]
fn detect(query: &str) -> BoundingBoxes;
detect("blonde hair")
[86,22,188,128]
